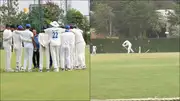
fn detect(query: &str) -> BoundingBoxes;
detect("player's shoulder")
[3,29,9,33]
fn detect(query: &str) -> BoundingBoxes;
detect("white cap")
[50,21,59,27]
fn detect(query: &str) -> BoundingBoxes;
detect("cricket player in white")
[44,21,65,72]
[39,28,50,72]
[71,26,86,69]
[66,25,75,69]
[3,25,14,72]
[60,29,75,71]
[13,25,23,71]
[92,45,97,55]
[15,24,35,72]
[122,40,134,53]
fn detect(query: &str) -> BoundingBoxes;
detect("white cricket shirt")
[3,29,13,47]
[38,33,50,47]
[44,27,65,46]
[60,32,75,46]
[122,40,132,47]
[72,29,85,44]
[13,30,22,49]
[16,29,33,48]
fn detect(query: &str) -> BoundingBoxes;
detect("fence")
[90,38,180,53]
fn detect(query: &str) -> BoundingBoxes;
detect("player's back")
[3,29,12,46]
[13,30,22,49]
[21,29,33,48]
[61,32,75,46]
[72,29,85,43]
[45,27,65,46]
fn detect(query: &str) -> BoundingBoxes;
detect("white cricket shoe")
[15,67,19,72]
[6,68,14,72]
[27,69,32,72]
[54,68,59,72]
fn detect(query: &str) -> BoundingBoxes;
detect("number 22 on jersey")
[52,31,58,39]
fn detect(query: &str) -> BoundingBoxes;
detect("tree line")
[90,0,180,39]
[0,0,90,43]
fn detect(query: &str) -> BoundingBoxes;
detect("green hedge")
[91,38,180,53]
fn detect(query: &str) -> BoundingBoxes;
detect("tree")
[113,1,160,38]
[66,8,89,31]
[14,11,29,26]
[43,2,64,25]
[0,0,19,25]
[91,1,167,38]
[91,3,114,36]
[28,1,64,32]
[66,8,90,43]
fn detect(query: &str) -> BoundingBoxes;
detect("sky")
[0,0,90,16]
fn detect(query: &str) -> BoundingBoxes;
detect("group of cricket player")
[3,21,86,72]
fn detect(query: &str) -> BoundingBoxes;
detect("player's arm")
[122,41,127,47]
[31,32,36,49]
[79,29,83,33]
[3,31,13,41]
[47,33,51,44]
[16,31,32,42]
[38,33,44,47]
[70,29,77,34]
[20,35,32,42]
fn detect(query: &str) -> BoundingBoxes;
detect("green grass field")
[0,48,90,101]
[91,53,179,99]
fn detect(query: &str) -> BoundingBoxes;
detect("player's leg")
[65,46,71,70]
[39,45,44,71]
[77,43,85,69]
[15,48,21,71]
[36,48,40,68]
[4,46,13,72]
[81,43,86,69]
[23,47,28,71]
[59,45,61,68]
[127,46,131,53]
[76,43,82,68]
[19,48,23,69]
[74,44,78,68]
[50,46,58,72]
[28,47,33,72]
[49,45,52,68]
[32,50,37,68]
[130,46,134,53]
[73,45,78,68]
[45,46,50,71]
[14,49,18,70]
[70,45,74,69]
[60,46,65,70]
[56,46,60,69]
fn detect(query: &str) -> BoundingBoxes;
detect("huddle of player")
[3,21,86,72]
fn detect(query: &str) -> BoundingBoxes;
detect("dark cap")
[10,25,16,28]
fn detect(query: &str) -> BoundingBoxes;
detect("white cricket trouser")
[60,45,71,69]
[23,47,33,70]
[59,45,61,67]
[4,45,12,70]
[127,45,134,53]
[92,49,96,54]
[76,42,86,67]
[14,48,22,68]
[70,44,74,69]
[74,45,78,67]
[50,45,60,69]
[39,45,50,70]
